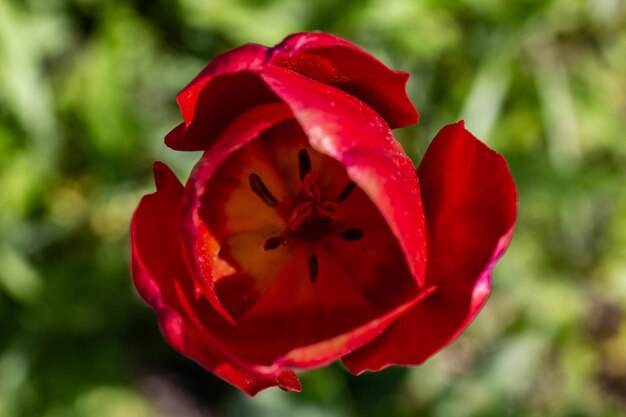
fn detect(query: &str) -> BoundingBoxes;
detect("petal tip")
[277,371,303,393]
[244,370,302,397]
[164,124,188,150]
[153,162,180,191]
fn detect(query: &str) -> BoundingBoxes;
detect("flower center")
[288,172,340,239]
[248,148,363,283]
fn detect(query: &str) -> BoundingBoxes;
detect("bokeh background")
[1,0,625,416]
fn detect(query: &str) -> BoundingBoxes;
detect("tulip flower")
[131,32,517,395]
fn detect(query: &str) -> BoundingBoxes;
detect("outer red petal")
[164,44,279,151]
[259,65,428,289]
[167,32,418,151]
[342,121,518,373]
[130,162,301,395]
[271,32,419,129]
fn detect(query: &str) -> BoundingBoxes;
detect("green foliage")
[0,0,625,415]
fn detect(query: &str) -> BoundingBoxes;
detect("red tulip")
[130,32,517,395]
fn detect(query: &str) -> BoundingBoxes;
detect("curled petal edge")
[342,121,518,374]
[167,32,418,151]
[131,162,301,395]
[258,65,428,289]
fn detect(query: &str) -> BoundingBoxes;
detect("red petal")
[165,44,279,151]
[181,102,294,324]
[167,32,419,151]
[130,162,301,395]
[259,65,428,289]
[276,285,437,368]
[271,32,419,128]
[342,122,518,373]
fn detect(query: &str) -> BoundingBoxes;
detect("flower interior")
[251,145,365,283]
[195,119,419,364]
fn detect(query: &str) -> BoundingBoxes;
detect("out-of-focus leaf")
[0,243,41,303]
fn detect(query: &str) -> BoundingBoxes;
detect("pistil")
[248,148,366,284]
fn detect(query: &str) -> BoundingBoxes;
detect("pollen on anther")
[298,149,311,181]
[264,236,281,251]
[339,182,357,201]
[307,255,319,283]
[340,228,364,241]
[249,173,277,207]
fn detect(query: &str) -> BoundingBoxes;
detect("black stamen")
[264,237,281,251]
[298,149,311,181]
[339,182,357,201]
[249,173,277,207]
[340,228,364,241]
[307,255,319,283]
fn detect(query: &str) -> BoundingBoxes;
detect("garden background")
[1,0,625,416]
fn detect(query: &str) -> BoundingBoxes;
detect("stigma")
[250,148,364,283]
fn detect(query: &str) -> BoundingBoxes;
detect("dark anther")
[249,173,277,207]
[298,149,311,181]
[339,182,357,201]
[340,228,364,241]
[307,255,319,283]
[264,237,282,251]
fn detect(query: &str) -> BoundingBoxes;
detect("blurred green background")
[1,0,625,416]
